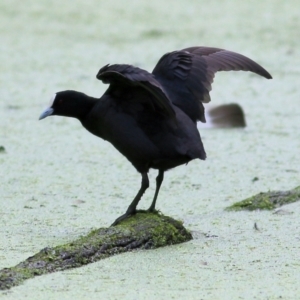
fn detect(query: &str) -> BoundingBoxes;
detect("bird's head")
[39,90,95,120]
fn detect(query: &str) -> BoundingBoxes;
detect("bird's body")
[81,92,205,173]
[40,46,272,225]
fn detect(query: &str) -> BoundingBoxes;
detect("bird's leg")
[148,169,164,212]
[111,172,149,226]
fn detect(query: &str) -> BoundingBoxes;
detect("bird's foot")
[111,210,136,226]
[147,206,159,214]
[110,209,159,226]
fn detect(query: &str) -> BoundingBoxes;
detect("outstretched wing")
[152,46,272,123]
[96,64,175,118]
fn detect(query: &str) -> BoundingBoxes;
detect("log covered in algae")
[226,186,300,211]
[0,212,192,290]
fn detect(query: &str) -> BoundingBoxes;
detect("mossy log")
[226,186,300,211]
[0,212,192,290]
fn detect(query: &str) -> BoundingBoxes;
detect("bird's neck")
[75,95,98,122]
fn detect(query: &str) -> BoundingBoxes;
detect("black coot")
[39,46,272,225]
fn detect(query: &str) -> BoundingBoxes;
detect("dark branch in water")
[226,186,300,211]
[0,212,192,290]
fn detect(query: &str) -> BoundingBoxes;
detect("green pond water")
[1,0,300,299]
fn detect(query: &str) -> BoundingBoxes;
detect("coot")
[39,46,272,225]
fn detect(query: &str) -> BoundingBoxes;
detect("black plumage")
[39,46,272,225]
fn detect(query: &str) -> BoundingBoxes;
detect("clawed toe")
[147,207,158,213]
[111,209,160,226]
[111,211,136,226]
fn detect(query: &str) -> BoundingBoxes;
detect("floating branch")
[226,186,300,211]
[0,212,192,290]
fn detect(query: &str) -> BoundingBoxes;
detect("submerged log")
[0,212,192,290]
[226,186,300,211]
[198,103,246,129]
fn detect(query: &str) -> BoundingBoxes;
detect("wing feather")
[153,46,272,122]
[97,64,175,118]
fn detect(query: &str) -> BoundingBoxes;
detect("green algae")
[226,186,300,211]
[0,212,192,290]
